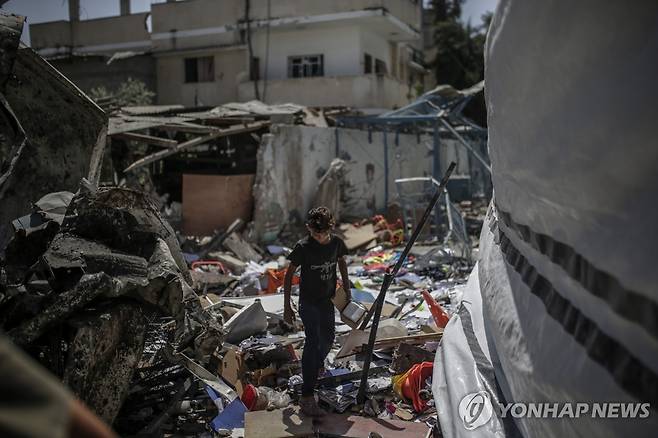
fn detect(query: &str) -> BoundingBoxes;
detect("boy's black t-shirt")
[288,235,348,303]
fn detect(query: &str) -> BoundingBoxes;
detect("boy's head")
[306,206,335,243]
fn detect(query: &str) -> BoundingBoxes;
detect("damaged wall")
[338,128,469,217]
[252,124,470,241]
[0,44,107,252]
[253,125,334,241]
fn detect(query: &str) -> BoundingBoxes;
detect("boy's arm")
[283,263,297,324]
[338,257,351,301]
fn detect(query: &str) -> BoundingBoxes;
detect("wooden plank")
[157,121,220,134]
[338,223,377,251]
[244,407,314,438]
[223,231,263,263]
[87,124,107,185]
[112,131,178,148]
[123,121,269,172]
[373,331,443,344]
[182,174,255,236]
[353,331,443,353]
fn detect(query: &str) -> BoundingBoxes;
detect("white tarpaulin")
[434,1,658,437]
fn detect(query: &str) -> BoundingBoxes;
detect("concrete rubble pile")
[2,185,223,426]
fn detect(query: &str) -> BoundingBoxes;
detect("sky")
[2,0,498,46]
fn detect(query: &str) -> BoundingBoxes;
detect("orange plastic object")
[393,361,434,412]
[266,268,299,294]
[421,289,450,328]
[406,362,434,412]
[402,372,415,400]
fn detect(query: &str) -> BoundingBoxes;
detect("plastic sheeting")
[434,1,658,436]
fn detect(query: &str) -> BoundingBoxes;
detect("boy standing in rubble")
[283,206,350,417]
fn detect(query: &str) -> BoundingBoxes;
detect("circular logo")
[459,391,493,430]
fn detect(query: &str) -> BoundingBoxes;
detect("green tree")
[431,1,490,90]
[89,77,155,108]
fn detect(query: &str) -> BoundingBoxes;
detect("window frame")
[287,54,324,78]
[375,58,387,75]
[184,56,215,83]
[364,53,373,74]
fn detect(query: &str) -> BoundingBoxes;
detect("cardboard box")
[332,287,367,329]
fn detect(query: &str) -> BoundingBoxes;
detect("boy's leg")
[299,303,321,396]
[298,303,327,416]
[317,300,336,371]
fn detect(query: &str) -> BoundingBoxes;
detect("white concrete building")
[30,0,425,111]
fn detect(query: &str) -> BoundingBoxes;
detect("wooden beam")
[112,131,178,148]
[353,331,443,353]
[124,121,270,172]
[156,121,220,134]
[87,124,107,185]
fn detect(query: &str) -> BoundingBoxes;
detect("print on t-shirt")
[287,235,348,303]
[311,261,336,280]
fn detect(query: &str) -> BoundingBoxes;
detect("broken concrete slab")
[0,38,106,252]
[208,252,247,274]
[8,273,122,346]
[63,301,147,424]
[41,233,149,292]
[191,269,236,292]
[61,186,190,283]
[223,232,262,263]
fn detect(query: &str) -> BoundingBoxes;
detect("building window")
[184,56,214,83]
[364,53,372,74]
[250,57,260,81]
[288,55,324,78]
[375,58,387,75]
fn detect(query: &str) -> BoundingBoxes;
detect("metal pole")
[433,121,442,234]
[432,121,440,181]
[384,131,389,208]
[356,162,456,404]
[439,117,492,174]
